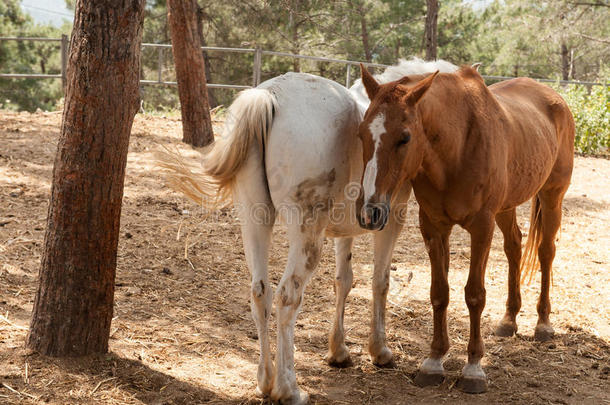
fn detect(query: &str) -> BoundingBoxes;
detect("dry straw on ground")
[0,111,608,404]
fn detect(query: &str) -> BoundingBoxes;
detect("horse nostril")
[370,206,381,224]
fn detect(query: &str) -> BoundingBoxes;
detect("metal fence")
[0,36,607,91]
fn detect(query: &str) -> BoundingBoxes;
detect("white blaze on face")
[362,113,385,202]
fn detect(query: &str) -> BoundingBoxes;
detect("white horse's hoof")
[325,345,353,368]
[275,389,309,405]
[371,346,394,368]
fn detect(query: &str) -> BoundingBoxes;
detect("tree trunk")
[359,6,372,62]
[196,5,218,108]
[167,0,214,147]
[26,0,146,357]
[561,42,570,81]
[425,0,439,60]
[290,0,301,71]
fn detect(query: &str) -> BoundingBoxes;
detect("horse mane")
[349,58,458,110]
[375,58,459,83]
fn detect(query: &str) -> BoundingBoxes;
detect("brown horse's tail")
[520,195,543,284]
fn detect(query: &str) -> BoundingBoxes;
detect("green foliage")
[554,84,610,155]
[0,0,67,111]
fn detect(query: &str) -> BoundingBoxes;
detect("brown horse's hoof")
[534,323,555,342]
[414,371,445,387]
[458,377,488,394]
[495,321,517,337]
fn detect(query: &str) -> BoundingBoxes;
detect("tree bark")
[196,5,218,108]
[561,42,570,81]
[425,0,439,60]
[26,0,146,357]
[167,0,214,147]
[358,3,372,62]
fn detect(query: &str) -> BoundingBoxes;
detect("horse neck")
[416,78,475,189]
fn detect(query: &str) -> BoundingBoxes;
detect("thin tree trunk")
[359,6,372,62]
[561,42,570,81]
[290,0,301,71]
[425,0,439,60]
[26,0,146,357]
[167,0,213,147]
[196,5,217,108]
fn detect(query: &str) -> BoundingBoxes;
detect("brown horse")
[356,65,574,393]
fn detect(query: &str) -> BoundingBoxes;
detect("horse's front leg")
[414,209,452,387]
[271,223,326,405]
[326,237,354,367]
[459,212,495,394]
[368,205,405,367]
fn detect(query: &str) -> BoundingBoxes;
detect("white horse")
[158,58,457,404]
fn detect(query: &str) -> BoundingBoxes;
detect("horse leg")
[534,187,567,341]
[271,222,327,405]
[232,157,276,397]
[326,237,354,368]
[458,213,494,394]
[494,208,522,337]
[368,209,404,367]
[415,209,451,387]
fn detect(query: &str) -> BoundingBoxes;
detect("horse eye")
[397,130,411,146]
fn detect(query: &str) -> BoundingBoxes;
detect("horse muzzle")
[357,200,389,231]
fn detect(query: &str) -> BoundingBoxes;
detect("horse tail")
[520,195,543,284]
[156,88,277,208]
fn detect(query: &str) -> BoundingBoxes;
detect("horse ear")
[472,62,482,72]
[360,63,379,100]
[407,70,439,104]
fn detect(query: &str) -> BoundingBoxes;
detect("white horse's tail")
[156,88,277,208]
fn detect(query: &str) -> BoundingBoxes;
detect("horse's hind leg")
[326,237,354,368]
[271,220,327,405]
[534,186,568,341]
[494,208,522,337]
[233,156,275,397]
[369,207,404,367]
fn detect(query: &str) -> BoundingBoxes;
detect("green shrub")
[553,83,610,155]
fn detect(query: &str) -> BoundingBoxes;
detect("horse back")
[488,78,574,206]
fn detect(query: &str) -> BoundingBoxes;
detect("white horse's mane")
[349,57,459,112]
[373,57,458,83]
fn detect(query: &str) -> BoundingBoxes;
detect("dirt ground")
[0,111,609,405]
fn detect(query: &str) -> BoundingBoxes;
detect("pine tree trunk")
[26,0,146,357]
[359,5,372,62]
[561,42,570,81]
[425,0,439,61]
[195,5,218,108]
[167,0,214,147]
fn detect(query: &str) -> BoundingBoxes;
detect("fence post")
[345,64,352,88]
[60,34,68,92]
[157,47,163,83]
[252,47,262,87]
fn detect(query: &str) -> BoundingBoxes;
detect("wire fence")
[1,36,607,93]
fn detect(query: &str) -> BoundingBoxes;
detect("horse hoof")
[458,377,488,394]
[326,353,353,368]
[276,389,309,405]
[255,386,268,398]
[534,323,555,342]
[414,371,444,387]
[495,321,517,337]
[371,346,394,368]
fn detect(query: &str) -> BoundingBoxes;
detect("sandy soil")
[1,111,609,405]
